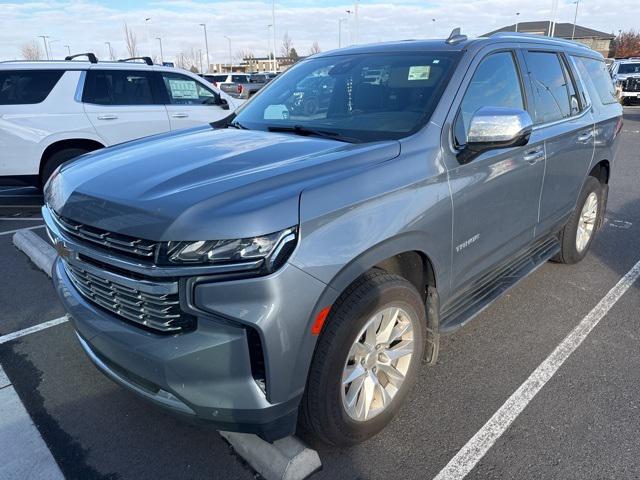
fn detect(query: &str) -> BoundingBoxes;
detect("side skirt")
[439,236,560,334]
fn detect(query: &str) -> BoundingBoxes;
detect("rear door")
[521,49,595,234]
[82,69,170,145]
[445,48,546,290]
[158,71,229,130]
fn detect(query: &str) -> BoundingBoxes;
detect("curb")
[11,226,323,479]
[12,228,56,278]
[220,432,321,480]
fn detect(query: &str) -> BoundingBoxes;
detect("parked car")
[203,73,266,99]
[610,58,640,104]
[44,31,621,446]
[0,54,238,187]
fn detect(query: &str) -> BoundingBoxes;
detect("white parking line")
[0,225,44,237]
[433,258,640,480]
[0,316,69,346]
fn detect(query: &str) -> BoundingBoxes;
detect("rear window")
[206,75,227,83]
[572,56,618,105]
[231,75,248,83]
[250,75,267,83]
[0,70,64,105]
[82,70,155,105]
[618,63,640,75]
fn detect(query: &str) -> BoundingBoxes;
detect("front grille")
[51,210,158,260]
[64,261,193,333]
[624,77,640,92]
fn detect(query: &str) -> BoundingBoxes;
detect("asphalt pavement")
[0,107,639,480]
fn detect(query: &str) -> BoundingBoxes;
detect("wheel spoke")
[342,363,366,386]
[365,313,382,347]
[347,341,368,360]
[344,375,365,411]
[355,374,376,420]
[376,379,393,407]
[376,307,399,344]
[388,320,411,344]
[386,339,414,361]
[378,363,406,388]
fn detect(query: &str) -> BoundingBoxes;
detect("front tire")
[552,176,603,264]
[299,270,426,446]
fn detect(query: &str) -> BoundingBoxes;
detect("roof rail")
[446,28,468,45]
[118,56,154,66]
[488,31,591,50]
[65,53,98,63]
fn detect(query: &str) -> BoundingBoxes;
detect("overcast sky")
[0,0,633,64]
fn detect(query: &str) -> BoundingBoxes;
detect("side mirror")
[458,106,533,164]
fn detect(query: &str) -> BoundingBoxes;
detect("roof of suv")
[313,32,596,58]
[0,60,175,71]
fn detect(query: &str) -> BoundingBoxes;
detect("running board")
[439,236,560,333]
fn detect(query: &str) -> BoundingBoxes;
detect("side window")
[525,52,572,124]
[572,56,618,106]
[161,73,220,106]
[558,56,581,116]
[454,51,524,147]
[0,70,64,105]
[83,70,155,105]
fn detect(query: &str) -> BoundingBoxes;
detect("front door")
[158,72,230,131]
[444,49,546,292]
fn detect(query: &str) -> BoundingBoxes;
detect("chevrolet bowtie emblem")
[54,239,71,259]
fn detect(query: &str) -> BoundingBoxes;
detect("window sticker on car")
[263,104,290,120]
[408,66,431,81]
[197,85,214,97]
[168,79,199,99]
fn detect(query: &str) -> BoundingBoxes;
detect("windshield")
[618,63,640,74]
[233,51,460,142]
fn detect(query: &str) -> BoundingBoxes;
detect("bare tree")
[21,40,43,60]
[123,23,138,57]
[610,30,640,58]
[175,48,200,71]
[308,41,321,55]
[280,32,293,58]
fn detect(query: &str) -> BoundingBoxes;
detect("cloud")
[0,0,630,62]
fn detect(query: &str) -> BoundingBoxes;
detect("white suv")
[0,55,239,187]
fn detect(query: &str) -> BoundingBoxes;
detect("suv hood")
[46,126,400,240]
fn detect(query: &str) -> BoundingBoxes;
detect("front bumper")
[46,208,330,441]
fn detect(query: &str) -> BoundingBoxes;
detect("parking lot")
[0,106,638,479]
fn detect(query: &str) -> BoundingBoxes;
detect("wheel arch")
[588,159,610,185]
[39,138,105,184]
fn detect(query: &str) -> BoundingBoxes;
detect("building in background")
[484,21,615,57]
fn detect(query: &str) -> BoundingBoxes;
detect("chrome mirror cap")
[467,106,533,144]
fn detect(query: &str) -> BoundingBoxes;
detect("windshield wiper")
[210,114,248,130]
[267,125,361,143]
[228,120,248,130]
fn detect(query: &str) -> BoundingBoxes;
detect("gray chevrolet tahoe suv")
[44,31,622,446]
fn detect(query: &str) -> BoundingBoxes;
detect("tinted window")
[231,75,249,83]
[205,75,227,83]
[558,56,581,115]
[454,51,524,146]
[526,52,572,124]
[83,70,155,105]
[0,70,64,105]
[233,52,460,142]
[618,63,640,74]
[161,72,220,105]
[573,56,618,105]
[251,75,267,83]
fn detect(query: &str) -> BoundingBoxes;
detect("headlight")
[161,227,297,271]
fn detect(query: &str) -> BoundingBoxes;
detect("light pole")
[198,49,203,73]
[571,0,580,40]
[64,44,71,56]
[224,35,232,71]
[105,41,114,60]
[271,0,277,72]
[199,23,210,73]
[48,39,59,59]
[432,18,436,38]
[338,18,347,48]
[346,10,353,45]
[156,37,164,64]
[267,24,273,71]
[354,0,360,44]
[515,12,520,32]
[38,35,50,60]
[145,17,151,56]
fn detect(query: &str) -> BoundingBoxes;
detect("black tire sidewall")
[304,273,426,446]
[41,148,88,187]
[560,176,603,264]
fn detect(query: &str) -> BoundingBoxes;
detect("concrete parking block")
[0,367,64,480]
[220,431,321,480]
[0,367,9,389]
[12,228,56,277]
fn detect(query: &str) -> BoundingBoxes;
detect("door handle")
[523,148,545,165]
[577,130,593,143]
[97,114,118,120]
[170,113,189,118]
